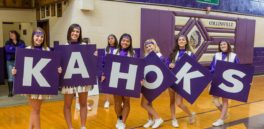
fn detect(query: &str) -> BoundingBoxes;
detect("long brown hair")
[31,27,48,50]
[9,30,20,42]
[218,40,232,61]
[67,23,82,43]
[169,35,191,62]
[106,34,118,54]
[116,33,135,56]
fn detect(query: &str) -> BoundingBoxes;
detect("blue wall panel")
[127,0,264,16]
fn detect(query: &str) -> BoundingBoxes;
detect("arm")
[234,56,240,64]
[210,55,216,73]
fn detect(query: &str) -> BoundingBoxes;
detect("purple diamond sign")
[210,61,254,102]
[14,48,60,95]
[100,54,144,98]
[142,52,176,102]
[55,44,97,87]
[171,54,213,104]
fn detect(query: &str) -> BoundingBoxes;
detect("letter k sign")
[23,57,51,87]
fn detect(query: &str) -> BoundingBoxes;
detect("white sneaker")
[117,122,126,129]
[171,119,179,128]
[143,119,154,128]
[104,100,110,109]
[80,127,86,129]
[116,119,122,128]
[152,118,163,128]
[189,112,196,124]
[212,119,224,126]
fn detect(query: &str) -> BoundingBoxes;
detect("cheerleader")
[102,34,118,109]
[62,24,95,129]
[12,27,62,129]
[210,40,239,126]
[101,33,136,129]
[167,35,196,128]
[141,39,164,128]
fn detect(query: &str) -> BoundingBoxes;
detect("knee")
[123,99,130,107]
[79,101,87,108]
[32,108,41,115]
[64,103,72,110]
[170,99,175,106]
[176,102,184,107]
[114,99,122,106]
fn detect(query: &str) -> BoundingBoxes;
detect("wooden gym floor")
[0,75,264,129]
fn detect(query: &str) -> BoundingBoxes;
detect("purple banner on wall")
[55,45,97,87]
[13,48,60,95]
[210,61,254,102]
[100,54,144,98]
[171,54,212,104]
[142,52,176,102]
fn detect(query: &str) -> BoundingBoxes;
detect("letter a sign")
[171,54,212,104]
[13,48,60,95]
[55,45,97,87]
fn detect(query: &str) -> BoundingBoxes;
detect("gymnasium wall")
[0,1,263,49]
[37,0,264,48]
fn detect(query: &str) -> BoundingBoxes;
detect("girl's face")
[33,33,44,46]
[220,41,228,52]
[145,43,155,53]
[178,36,187,48]
[120,37,131,49]
[70,28,80,42]
[108,36,116,46]
[9,33,17,41]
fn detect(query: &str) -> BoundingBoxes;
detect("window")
[57,2,62,17]
[46,6,50,17]
[51,4,56,16]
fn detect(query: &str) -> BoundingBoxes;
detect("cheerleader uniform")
[210,52,239,73]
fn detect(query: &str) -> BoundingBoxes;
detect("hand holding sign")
[142,52,176,102]
[55,45,97,87]
[13,48,60,95]
[171,54,213,104]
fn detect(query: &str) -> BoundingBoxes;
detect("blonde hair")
[143,39,160,56]
[31,27,48,50]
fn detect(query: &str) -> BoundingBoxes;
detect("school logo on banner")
[210,61,254,102]
[55,45,97,87]
[14,48,60,95]
[142,52,176,102]
[100,54,144,98]
[171,54,212,104]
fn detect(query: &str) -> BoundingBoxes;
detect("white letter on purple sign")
[143,65,163,89]
[219,69,246,93]
[64,52,89,79]
[23,57,51,87]
[175,62,204,94]
[109,62,138,90]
